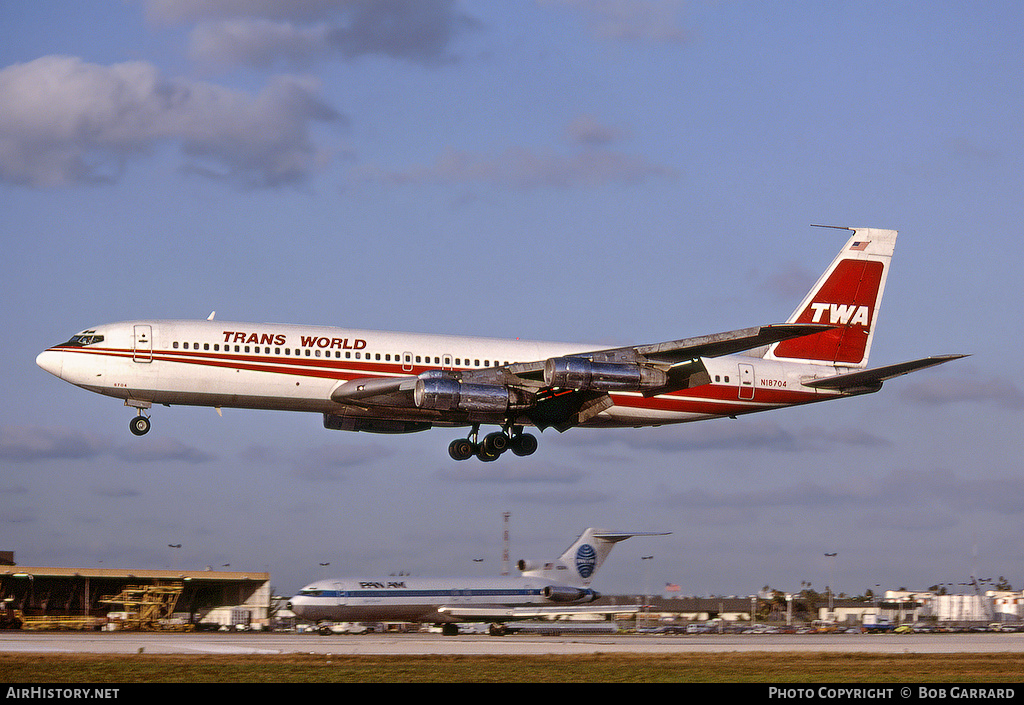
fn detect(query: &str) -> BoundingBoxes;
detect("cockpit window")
[65,332,104,346]
[299,588,323,596]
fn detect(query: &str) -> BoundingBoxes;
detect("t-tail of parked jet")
[517,529,669,588]
[765,227,896,368]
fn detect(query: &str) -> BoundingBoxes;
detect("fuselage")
[287,576,595,623]
[36,318,844,431]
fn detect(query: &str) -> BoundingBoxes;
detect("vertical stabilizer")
[520,528,668,587]
[765,227,896,368]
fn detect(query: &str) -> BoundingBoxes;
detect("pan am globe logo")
[575,544,597,579]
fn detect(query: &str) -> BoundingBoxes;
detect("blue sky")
[1,1,1021,600]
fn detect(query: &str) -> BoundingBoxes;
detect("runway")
[2,631,1023,656]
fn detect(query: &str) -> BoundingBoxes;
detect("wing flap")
[803,355,968,392]
[437,604,640,621]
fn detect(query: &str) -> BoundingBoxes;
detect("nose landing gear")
[448,424,538,461]
[129,413,151,436]
[126,400,152,436]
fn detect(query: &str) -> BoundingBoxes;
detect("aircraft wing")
[437,604,640,622]
[330,324,836,430]
[803,355,968,393]
[624,323,837,365]
[472,323,835,383]
[460,323,834,391]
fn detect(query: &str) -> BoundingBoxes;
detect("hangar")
[0,553,270,630]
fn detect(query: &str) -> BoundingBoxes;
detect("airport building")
[0,553,270,630]
[2,551,1020,631]
[611,591,1024,629]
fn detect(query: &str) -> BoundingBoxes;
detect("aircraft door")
[738,363,755,400]
[133,325,153,363]
[402,352,414,373]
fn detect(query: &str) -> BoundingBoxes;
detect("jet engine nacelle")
[542,585,600,603]
[544,357,668,392]
[414,377,510,413]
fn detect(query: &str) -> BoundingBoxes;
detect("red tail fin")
[767,228,896,368]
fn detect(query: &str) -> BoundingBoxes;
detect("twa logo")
[809,302,870,326]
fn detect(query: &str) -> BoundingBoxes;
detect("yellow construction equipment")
[19,614,105,631]
[98,582,192,631]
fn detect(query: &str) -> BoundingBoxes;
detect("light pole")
[825,553,837,620]
[641,555,654,629]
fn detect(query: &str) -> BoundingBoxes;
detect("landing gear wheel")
[129,415,151,436]
[481,431,510,456]
[510,432,538,457]
[476,447,501,462]
[448,439,476,461]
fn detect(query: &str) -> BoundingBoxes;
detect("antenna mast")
[502,512,510,575]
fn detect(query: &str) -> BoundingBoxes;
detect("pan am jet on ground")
[287,528,665,636]
[36,227,964,461]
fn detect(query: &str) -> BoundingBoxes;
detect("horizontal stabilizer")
[591,530,671,543]
[803,355,968,392]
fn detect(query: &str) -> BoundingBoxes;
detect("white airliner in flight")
[287,528,665,635]
[36,227,963,461]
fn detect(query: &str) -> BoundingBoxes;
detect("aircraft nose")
[36,350,63,379]
[287,597,308,618]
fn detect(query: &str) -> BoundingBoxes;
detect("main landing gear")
[448,424,538,462]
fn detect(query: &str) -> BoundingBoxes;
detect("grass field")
[2,652,1023,683]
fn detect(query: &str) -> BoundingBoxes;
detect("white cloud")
[0,425,215,464]
[148,0,480,68]
[0,56,342,188]
[571,418,892,455]
[902,377,1024,411]
[565,114,630,146]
